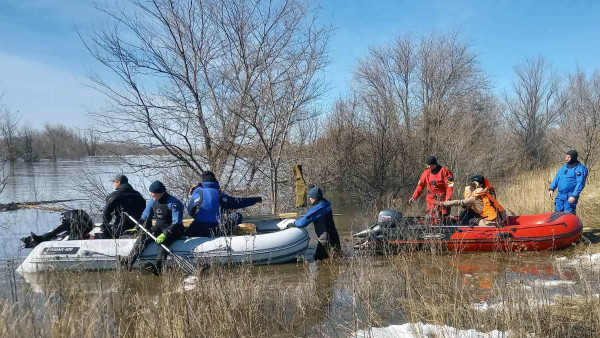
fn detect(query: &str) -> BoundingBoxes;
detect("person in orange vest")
[409,156,455,221]
[438,175,506,226]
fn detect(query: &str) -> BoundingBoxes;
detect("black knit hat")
[201,171,218,183]
[425,156,438,165]
[148,180,166,193]
[566,150,578,163]
[470,175,485,185]
[308,186,323,200]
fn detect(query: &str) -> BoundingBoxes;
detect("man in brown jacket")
[438,175,507,226]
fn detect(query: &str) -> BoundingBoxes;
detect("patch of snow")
[531,280,575,287]
[355,322,511,338]
[471,301,504,312]
[557,253,600,266]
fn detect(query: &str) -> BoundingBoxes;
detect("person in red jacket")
[409,156,455,222]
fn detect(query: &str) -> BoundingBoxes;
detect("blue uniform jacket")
[187,182,262,220]
[294,200,332,228]
[549,163,588,197]
[140,195,184,234]
[188,182,221,224]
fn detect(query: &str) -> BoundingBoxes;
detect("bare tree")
[83,0,250,181]
[416,33,489,157]
[79,128,100,157]
[83,0,329,213]
[344,32,493,203]
[0,92,21,162]
[0,92,16,194]
[19,125,37,162]
[39,124,87,161]
[504,57,567,169]
[556,70,600,170]
[224,0,330,212]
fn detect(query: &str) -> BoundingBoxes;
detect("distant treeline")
[0,117,143,162]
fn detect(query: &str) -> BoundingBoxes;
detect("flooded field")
[1,159,600,337]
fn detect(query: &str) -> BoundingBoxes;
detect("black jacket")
[102,183,146,230]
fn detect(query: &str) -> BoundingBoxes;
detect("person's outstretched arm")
[221,194,262,209]
[294,201,332,228]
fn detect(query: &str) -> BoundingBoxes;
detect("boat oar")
[123,212,197,275]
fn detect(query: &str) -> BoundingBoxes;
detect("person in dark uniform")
[186,171,263,237]
[120,180,184,275]
[291,186,341,260]
[100,174,146,238]
[21,209,95,248]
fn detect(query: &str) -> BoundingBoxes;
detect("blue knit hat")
[308,186,323,200]
[148,180,166,193]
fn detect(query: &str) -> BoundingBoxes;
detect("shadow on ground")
[582,229,600,244]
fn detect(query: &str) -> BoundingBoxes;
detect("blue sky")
[1,0,599,128]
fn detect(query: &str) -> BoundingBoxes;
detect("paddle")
[123,212,197,275]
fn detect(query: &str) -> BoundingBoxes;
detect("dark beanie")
[201,171,218,183]
[425,156,438,165]
[308,186,323,200]
[470,175,485,185]
[566,150,578,163]
[148,180,166,193]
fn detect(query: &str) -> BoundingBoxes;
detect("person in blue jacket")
[292,186,341,260]
[548,150,588,214]
[120,180,185,275]
[186,171,263,237]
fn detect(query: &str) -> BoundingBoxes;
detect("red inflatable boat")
[353,212,583,252]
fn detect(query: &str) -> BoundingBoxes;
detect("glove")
[156,233,166,244]
[548,190,554,197]
[277,219,296,230]
[125,227,138,233]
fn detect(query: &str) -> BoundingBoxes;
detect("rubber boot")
[30,232,47,244]
[20,235,36,249]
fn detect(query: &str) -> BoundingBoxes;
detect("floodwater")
[0,158,597,335]
[0,158,367,293]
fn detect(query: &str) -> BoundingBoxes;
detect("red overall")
[412,166,455,216]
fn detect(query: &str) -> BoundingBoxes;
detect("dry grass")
[3,247,600,337]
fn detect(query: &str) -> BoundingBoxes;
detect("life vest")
[152,195,173,227]
[472,190,505,221]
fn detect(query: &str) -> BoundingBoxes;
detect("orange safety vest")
[472,190,505,221]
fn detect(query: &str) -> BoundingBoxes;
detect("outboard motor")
[353,210,403,239]
[377,210,403,228]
